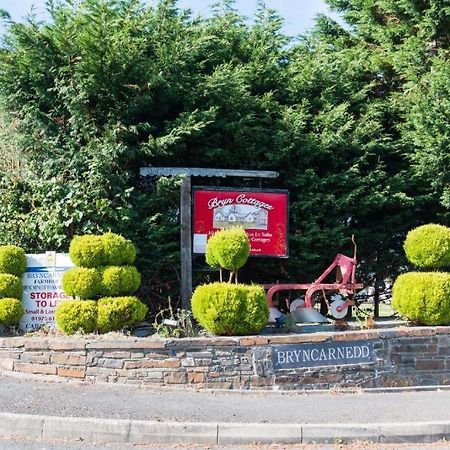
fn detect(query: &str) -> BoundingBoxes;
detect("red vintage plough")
[266,236,363,323]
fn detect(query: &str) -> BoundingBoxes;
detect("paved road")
[1,375,450,424]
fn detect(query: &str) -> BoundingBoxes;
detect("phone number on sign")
[31,316,55,322]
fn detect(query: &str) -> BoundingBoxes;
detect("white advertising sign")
[19,252,75,331]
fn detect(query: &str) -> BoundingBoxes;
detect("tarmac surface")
[2,374,450,446]
[1,375,450,424]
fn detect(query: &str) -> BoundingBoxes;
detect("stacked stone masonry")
[1,326,450,390]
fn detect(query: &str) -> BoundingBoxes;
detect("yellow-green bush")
[206,228,250,272]
[0,298,24,325]
[0,274,22,300]
[69,235,105,267]
[404,224,450,269]
[62,267,102,299]
[0,245,27,276]
[97,296,148,333]
[392,272,450,325]
[191,282,268,335]
[101,266,141,296]
[102,232,136,266]
[69,233,137,268]
[55,300,98,335]
[65,233,143,334]
[205,232,221,269]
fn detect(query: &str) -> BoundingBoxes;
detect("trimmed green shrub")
[0,245,27,276]
[191,282,269,335]
[55,300,98,335]
[102,232,136,266]
[69,233,137,268]
[205,233,221,269]
[404,224,450,269]
[392,272,450,325]
[62,267,102,299]
[0,298,24,325]
[206,228,250,272]
[101,266,141,296]
[65,233,142,334]
[69,235,105,268]
[97,296,148,333]
[0,274,22,300]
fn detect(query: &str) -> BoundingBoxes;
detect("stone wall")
[1,326,450,390]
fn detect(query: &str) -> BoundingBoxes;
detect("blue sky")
[0,0,339,36]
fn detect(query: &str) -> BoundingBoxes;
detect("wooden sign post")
[139,167,278,310]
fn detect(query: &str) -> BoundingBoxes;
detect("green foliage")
[0,245,26,276]
[0,114,23,175]
[191,282,268,335]
[403,59,450,209]
[65,232,141,302]
[0,0,447,303]
[55,300,98,335]
[206,228,250,271]
[101,265,141,296]
[69,235,105,268]
[205,235,220,269]
[69,232,137,267]
[64,230,144,332]
[273,30,434,284]
[404,224,450,269]
[0,0,285,304]
[0,273,22,299]
[153,298,198,337]
[392,272,450,326]
[62,267,102,299]
[97,296,148,333]
[102,232,136,266]
[0,298,24,325]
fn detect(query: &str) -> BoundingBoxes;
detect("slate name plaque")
[272,340,375,370]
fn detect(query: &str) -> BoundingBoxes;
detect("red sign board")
[193,188,288,257]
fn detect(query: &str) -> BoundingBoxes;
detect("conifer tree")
[0,0,446,309]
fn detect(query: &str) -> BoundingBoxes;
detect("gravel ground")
[0,436,450,450]
[2,375,450,424]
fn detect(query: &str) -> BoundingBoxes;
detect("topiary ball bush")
[0,274,22,300]
[97,296,148,333]
[206,228,250,271]
[191,282,269,335]
[392,272,450,325]
[62,267,102,299]
[0,245,27,276]
[102,232,136,266]
[55,300,97,335]
[101,266,141,296]
[0,298,24,325]
[205,233,221,269]
[404,224,450,269]
[69,235,105,268]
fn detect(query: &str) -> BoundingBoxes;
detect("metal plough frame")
[265,236,363,316]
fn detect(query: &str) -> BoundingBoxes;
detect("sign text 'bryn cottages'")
[193,188,289,257]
